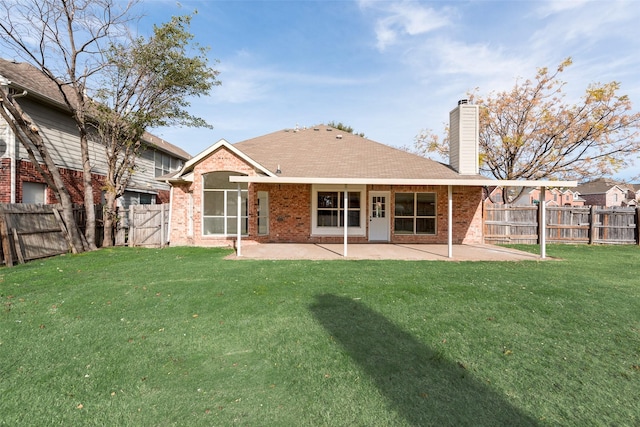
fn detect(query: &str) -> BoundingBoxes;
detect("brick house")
[164,101,575,253]
[576,178,638,207]
[485,186,585,206]
[0,58,189,206]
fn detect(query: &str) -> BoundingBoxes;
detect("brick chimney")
[449,99,479,175]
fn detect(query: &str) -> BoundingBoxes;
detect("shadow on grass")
[309,294,539,427]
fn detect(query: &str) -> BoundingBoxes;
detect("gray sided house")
[0,58,190,206]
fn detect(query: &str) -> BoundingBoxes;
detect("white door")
[369,191,390,241]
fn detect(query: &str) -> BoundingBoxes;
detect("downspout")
[4,89,28,203]
[165,183,173,245]
[9,129,16,203]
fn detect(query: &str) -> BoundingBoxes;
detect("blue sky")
[138,0,640,180]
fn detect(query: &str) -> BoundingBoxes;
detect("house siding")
[2,99,177,204]
[449,104,479,175]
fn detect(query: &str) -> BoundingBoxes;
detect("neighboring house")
[164,101,575,249]
[0,58,190,206]
[485,186,585,206]
[576,178,638,207]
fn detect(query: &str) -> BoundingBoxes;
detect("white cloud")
[360,1,451,50]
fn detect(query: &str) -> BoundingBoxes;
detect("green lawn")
[1,245,638,426]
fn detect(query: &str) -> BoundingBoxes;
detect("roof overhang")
[229,176,577,187]
[180,139,275,178]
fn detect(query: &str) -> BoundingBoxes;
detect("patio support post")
[343,186,348,257]
[448,185,453,258]
[540,186,546,259]
[237,183,242,257]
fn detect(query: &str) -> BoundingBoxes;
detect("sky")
[136,0,640,181]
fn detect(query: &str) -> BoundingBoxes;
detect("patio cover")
[230,175,577,259]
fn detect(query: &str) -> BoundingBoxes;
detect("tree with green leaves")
[327,121,365,137]
[93,14,220,246]
[415,58,640,202]
[0,0,141,249]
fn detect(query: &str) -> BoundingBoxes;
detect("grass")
[0,244,638,426]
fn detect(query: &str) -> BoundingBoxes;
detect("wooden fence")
[484,205,640,245]
[114,204,170,247]
[1,203,170,267]
[0,204,72,267]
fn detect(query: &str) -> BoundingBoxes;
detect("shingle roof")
[0,58,191,160]
[233,125,485,180]
[576,178,630,195]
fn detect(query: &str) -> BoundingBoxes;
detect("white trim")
[176,139,275,180]
[540,187,546,259]
[237,184,242,257]
[448,185,453,259]
[368,191,390,242]
[311,184,366,237]
[343,188,348,257]
[230,175,577,188]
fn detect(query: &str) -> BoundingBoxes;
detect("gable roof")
[576,178,631,195]
[167,138,274,182]
[0,57,191,160]
[233,125,478,180]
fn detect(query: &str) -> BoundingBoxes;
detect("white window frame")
[311,185,366,236]
[257,191,269,235]
[202,172,248,237]
[394,192,437,235]
[154,151,183,177]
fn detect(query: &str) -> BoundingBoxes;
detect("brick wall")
[15,160,105,204]
[166,147,484,247]
[1,159,170,205]
[169,145,260,247]
[0,158,10,203]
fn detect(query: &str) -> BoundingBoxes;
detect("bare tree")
[0,88,86,252]
[0,0,140,249]
[92,15,220,246]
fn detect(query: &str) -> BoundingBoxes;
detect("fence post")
[589,205,596,245]
[636,207,640,246]
[160,204,166,248]
[129,206,135,247]
[0,215,13,267]
[539,188,546,259]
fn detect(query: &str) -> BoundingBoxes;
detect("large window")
[311,185,366,236]
[155,151,182,177]
[120,191,156,209]
[394,192,436,234]
[202,172,248,236]
[317,191,361,227]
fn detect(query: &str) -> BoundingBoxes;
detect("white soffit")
[228,176,577,188]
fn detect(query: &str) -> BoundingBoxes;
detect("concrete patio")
[226,243,545,261]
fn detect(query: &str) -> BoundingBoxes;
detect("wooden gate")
[116,204,169,248]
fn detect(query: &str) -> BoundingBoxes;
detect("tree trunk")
[78,128,98,250]
[102,192,117,247]
[0,92,87,252]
